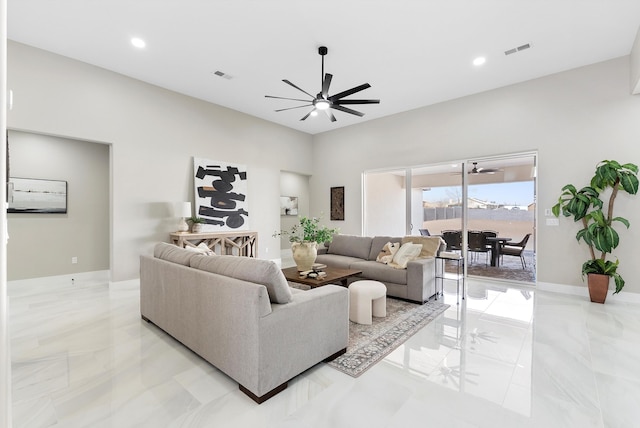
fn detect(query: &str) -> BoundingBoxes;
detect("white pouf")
[348,280,387,325]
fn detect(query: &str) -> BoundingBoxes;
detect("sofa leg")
[239,382,288,404]
[323,347,347,362]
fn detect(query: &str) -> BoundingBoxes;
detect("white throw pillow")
[183,242,216,256]
[376,241,401,264]
[389,242,422,269]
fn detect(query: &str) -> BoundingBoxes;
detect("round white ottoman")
[348,280,387,325]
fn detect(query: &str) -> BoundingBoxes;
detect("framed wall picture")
[280,196,298,216]
[330,186,344,221]
[8,177,68,214]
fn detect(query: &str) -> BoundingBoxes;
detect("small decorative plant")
[273,215,338,244]
[189,216,206,224]
[188,216,206,233]
[552,160,638,295]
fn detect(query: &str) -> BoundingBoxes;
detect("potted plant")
[274,216,339,271]
[552,160,638,303]
[188,216,206,233]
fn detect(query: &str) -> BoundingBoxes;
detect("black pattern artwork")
[193,157,249,231]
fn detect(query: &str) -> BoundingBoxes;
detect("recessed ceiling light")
[473,57,486,66]
[310,110,318,117]
[131,37,146,48]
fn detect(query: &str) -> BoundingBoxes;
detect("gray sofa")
[140,242,348,403]
[316,235,443,304]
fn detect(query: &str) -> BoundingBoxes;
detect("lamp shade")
[175,202,192,218]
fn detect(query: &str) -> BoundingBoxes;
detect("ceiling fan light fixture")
[315,99,330,110]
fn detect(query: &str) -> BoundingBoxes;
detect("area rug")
[327,298,449,377]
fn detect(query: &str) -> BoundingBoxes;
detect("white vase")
[291,242,318,271]
[192,223,203,233]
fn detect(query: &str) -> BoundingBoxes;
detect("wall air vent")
[505,43,532,56]
[212,70,233,80]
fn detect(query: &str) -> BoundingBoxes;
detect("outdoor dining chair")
[500,233,531,269]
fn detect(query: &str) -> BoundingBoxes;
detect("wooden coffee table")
[282,266,362,289]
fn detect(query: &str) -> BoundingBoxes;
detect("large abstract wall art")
[193,157,249,231]
[8,177,68,214]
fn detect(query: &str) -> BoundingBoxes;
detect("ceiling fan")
[469,162,501,174]
[265,46,380,122]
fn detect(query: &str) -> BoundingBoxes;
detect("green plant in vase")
[552,160,638,302]
[274,216,339,271]
[188,216,206,233]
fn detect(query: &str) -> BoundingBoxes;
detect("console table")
[170,231,258,257]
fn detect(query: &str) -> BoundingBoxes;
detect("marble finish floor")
[9,274,640,427]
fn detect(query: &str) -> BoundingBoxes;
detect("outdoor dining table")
[486,236,512,267]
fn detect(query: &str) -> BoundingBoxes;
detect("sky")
[423,181,535,207]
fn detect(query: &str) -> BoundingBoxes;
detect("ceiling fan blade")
[333,99,380,105]
[325,109,337,122]
[265,95,312,102]
[331,104,364,117]
[300,110,313,121]
[322,73,333,98]
[282,79,315,99]
[328,83,371,101]
[275,104,313,112]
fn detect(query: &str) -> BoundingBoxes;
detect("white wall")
[631,26,640,94]
[311,56,640,293]
[7,41,314,281]
[7,131,110,280]
[364,171,405,236]
[278,171,310,250]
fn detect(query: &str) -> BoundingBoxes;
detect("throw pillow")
[401,236,445,258]
[376,241,401,264]
[183,242,216,256]
[389,242,422,269]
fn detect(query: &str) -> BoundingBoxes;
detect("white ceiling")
[7,1,640,135]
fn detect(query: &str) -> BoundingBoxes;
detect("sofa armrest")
[406,257,436,303]
[256,285,348,395]
[317,247,328,255]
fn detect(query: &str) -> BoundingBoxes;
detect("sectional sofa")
[140,243,349,403]
[315,235,444,304]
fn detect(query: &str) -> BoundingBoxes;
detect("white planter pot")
[291,242,318,271]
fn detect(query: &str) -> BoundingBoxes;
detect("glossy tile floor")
[9,273,640,427]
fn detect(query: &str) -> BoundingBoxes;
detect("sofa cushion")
[350,260,408,285]
[369,236,402,260]
[328,235,373,260]
[190,255,293,304]
[315,253,363,270]
[154,242,197,266]
[401,236,444,258]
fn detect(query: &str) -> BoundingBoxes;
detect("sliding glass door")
[363,152,537,284]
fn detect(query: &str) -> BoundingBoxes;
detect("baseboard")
[8,270,110,288]
[537,281,640,304]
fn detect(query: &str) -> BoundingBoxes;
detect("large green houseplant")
[274,216,339,271]
[552,160,638,302]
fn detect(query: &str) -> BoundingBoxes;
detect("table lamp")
[175,202,192,232]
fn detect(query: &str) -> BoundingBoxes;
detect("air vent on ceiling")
[505,43,531,56]
[212,70,233,80]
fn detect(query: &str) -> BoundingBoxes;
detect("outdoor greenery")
[552,160,638,293]
[274,216,339,243]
